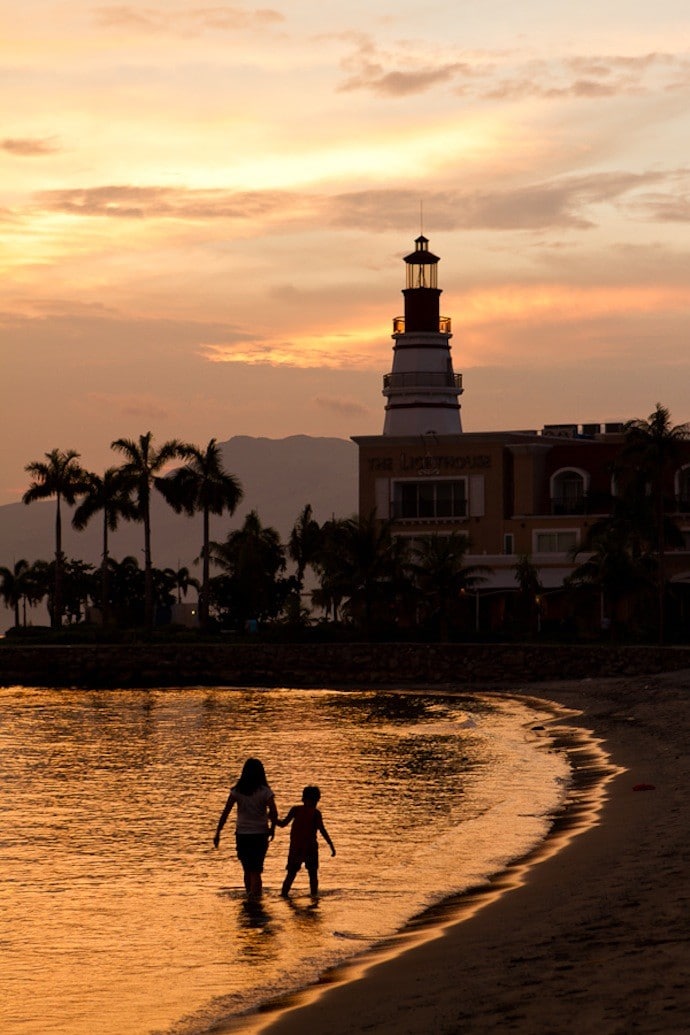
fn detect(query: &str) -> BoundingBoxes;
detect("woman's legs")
[237,834,268,900]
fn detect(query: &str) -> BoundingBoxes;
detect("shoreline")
[223,672,689,1035]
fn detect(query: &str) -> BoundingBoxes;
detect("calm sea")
[0,686,572,1035]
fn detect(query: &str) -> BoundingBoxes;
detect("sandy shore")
[233,670,690,1035]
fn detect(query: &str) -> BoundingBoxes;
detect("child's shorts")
[287,847,319,873]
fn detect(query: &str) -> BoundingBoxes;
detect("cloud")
[337,35,479,97]
[485,76,621,100]
[340,62,469,97]
[29,169,682,236]
[630,191,690,222]
[86,391,171,419]
[325,172,671,232]
[200,327,384,370]
[1,137,60,156]
[34,185,303,221]
[480,52,690,100]
[336,37,689,102]
[94,4,284,35]
[314,395,370,417]
[484,53,680,100]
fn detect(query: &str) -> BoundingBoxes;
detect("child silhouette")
[277,785,335,897]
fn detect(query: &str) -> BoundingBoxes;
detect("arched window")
[676,465,690,512]
[550,468,589,515]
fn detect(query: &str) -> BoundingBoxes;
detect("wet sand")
[238,671,690,1035]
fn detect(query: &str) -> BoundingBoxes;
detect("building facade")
[353,238,690,632]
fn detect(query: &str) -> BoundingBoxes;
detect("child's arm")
[316,812,336,856]
[275,805,296,828]
[213,792,235,848]
[268,795,278,841]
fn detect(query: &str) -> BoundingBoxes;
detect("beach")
[242,671,690,1035]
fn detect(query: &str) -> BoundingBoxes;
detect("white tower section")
[382,236,463,436]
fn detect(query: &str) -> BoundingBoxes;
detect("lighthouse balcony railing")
[383,371,463,391]
[392,316,452,334]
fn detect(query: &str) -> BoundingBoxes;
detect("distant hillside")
[0,435,358,631]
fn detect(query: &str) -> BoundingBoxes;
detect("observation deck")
[383,371,463,392]
[393,315,452,335]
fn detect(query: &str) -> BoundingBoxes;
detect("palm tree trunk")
[101,515,110,626]
[658,496,666,645]
[201,506,210,628]
[143,496,153,631]
[54,493,63,629]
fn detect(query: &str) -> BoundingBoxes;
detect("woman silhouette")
[213,757,278,901]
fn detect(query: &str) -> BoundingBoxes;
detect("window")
[550,468,588,514]
[503,533,514,555]
[534,530,578,553]
[676,466,690,511]
[393,479,467,520]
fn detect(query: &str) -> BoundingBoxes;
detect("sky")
[2,1,690,504]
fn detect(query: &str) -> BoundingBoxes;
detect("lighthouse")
[382,235,463,436]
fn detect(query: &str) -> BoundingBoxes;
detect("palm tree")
[286,503,322,622]
[310,518,347,622]
[513,554,543,638]
[158,438,243,627]
[110,432,186,630]
[0,559,31,627]
[72,467,138,625]
[23,448,88,628]
[24,559,52,623]
[315,512,408,634]
[62,558,97,625]
[620,403,690,641]
[288,504,322,588]
[107,555,145,626]
[8,558,51,621]
[208,510,286,626]
[568,527,655,639]
[407,532,489,640]
[166,565,201,604]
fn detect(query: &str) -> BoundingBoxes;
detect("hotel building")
[352,237,690,630]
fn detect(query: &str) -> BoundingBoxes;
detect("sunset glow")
[2,2,690,502]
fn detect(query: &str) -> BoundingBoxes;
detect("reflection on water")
[0,687,570,1035]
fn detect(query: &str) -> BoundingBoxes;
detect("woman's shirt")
[232,785,275,835]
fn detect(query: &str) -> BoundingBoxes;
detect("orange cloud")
[200,327,385,370]
[93,5,284,35]
[2,137,60,156]
[336,36,689,102]
[86,391,171,419]
[459,283,690,327]
[314,395,370,417]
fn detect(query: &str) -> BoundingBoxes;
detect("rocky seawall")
[3,642,690,689]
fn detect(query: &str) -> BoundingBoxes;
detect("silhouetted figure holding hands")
[277,785,335,898]
[213,757,277,901]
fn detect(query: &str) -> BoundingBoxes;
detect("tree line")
[2,405,690,642]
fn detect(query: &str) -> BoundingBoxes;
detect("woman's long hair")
[234,757,268,794]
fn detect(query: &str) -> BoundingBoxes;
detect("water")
[0,686,572,1035]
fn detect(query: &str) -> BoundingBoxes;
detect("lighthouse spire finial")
[419,199,424,236]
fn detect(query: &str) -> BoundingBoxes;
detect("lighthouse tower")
[382,236,463,436]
